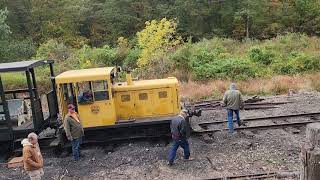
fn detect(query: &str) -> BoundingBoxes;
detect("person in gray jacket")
[168,109,193,166]
[222,83,244,133]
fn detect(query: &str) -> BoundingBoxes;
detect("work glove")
[220,101,226,107]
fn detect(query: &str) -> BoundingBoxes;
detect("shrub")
[187,48,258,80]
[136,50,174,79]
[36,39,70,62]
[137,18,182,67]
[170,43,192,71]
[191,59,257,80]
[0,39,36,63]
[76,45,117,69]
[249,46,275,65]
[123,48,141,69]
[272,53,320,74]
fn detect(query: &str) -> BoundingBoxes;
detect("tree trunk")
[246,15,250,39]
[301,123,320,180]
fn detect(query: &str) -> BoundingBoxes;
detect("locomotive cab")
[55,67,117,128]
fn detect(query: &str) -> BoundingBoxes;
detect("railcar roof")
[113,77,178,91]
[55,67,115,84]
[0,60,53,73]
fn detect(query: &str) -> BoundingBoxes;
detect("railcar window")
[62,84,76,105]
[158,91,168,98]
[121,95,130,102]
[139,93,148,100]
[77,81,93,103]
[92,80,109,101]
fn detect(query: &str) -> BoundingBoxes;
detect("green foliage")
[272,53,320,74]
[189,49,257,80]
[29,0,90,47]
[1,72,26,89]
[170,42,193,71]
[0,39,36,63]
[1,0,320,47]
[170,33,320,81]
[0,8,10,40]
[136,18,182,67]
[249,47,275,65]
[75,45,117,69]
[36,39,71,61]
[123,48,141,69]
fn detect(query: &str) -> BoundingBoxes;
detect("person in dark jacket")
[63,104,84,161]
[168,109,193,166]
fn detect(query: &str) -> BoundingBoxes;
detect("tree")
[0,8,11,39]
[30,0,89,47]
[136,18,182,67]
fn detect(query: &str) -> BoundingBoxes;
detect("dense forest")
[2,0,320,47]
[1,0,320,85]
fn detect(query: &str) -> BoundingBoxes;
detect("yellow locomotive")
[55,67,183,143]
[0,60,200,151]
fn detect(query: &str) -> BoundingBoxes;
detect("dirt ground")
[1,91,320,180]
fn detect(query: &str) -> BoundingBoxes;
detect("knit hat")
[68,104,75,110]
[230,83,236,90]
[21,138,32,147]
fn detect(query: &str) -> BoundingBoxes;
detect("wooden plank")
[301,123,320,180]
[7,157,23,168]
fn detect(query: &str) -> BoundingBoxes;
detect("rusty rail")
[194,112,320,134]
[206,171,299,180]
[186,98,290,111]
[198,112,320,126]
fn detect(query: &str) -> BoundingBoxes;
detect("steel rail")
[198,112,320,126]
[193,119,320,134]
[200,105,279,111]
[188,102,290,111]
[205,171,299,180]
[244,101,292,106]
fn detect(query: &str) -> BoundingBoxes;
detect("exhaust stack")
[126,72,133,85]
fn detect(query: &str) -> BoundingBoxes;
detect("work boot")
[237,120,245,126]
[183,157,194,161]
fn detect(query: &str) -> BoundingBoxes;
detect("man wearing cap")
[22,132,44,180]
[63,104,84,161]
[168,109,193,166]
[222,83,244,133]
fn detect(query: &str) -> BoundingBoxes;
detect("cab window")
[92,80,109,101]
[77,82,93,104]
[62,83,76,105]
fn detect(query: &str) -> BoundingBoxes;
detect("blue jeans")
[227,109,240,133]
[168,139,190,164]
[71,137,82,161]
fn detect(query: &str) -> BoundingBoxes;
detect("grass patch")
[180,73,319,100]
[1,72,27,90]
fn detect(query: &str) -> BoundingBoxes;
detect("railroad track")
[193,112,320,134]
[206,171,299,180]
[186,98,291,111]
